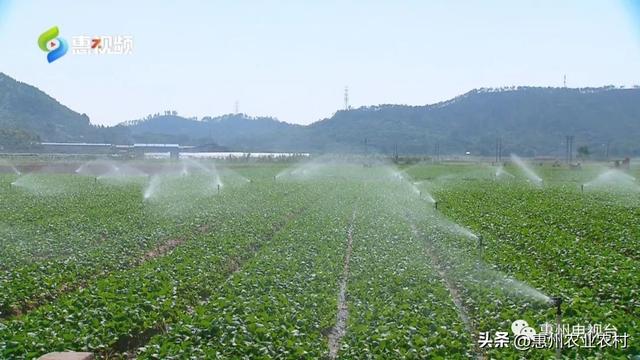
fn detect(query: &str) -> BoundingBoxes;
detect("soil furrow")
[410,222,485,360]
[327,210,356,359]
[111,206,311,359]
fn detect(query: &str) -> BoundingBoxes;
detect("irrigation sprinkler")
[476,235,485,259]
[581,184,584,193]
[434,201,438,210]
[217,184,221,194]
[549,296,563,360]
[549,296,562,316]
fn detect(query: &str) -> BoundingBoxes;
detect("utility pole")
[565,135,574,164]
[563,74,567,88]
[234,101,239,114]
[569,136,574,164]
[364,138,368,155]
[425,132,429,158]
[605,140,610,160]
[394,143,398,162]
[495,137,503,163]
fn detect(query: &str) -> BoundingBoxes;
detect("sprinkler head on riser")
[549,297,563,315]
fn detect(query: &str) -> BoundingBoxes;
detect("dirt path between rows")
[112,206,311,359]
[327,210,357,359]
[409,223,485,360]
[1,223,213,321]
[139,238,185,263]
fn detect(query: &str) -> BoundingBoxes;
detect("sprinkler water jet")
[510,154,543,186]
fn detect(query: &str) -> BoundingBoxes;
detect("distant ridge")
[2,72,639,156]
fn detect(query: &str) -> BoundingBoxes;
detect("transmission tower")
[344,86,349,110]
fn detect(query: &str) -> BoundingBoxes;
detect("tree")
[0,129,41,151]
[577,145,590,159]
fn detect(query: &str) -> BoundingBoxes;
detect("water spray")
[510,154,543,186]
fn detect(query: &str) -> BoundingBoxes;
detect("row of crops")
[1,161,638,358]
[405,164,639,358]
[425,180,639,357]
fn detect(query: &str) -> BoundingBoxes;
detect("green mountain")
[0,73,132,149]
[0,73,92,142]
[307,86,640,156]
[125,86,640,156]
[1,71,639,156]
[124,114,306,151]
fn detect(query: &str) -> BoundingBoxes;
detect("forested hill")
[0,73,129,147]
[0,72,96,143]
[307,87,640,156]
[2,70,639,156]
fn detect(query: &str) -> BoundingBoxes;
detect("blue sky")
[0,0,639,125]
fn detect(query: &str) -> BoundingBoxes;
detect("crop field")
[0,158,638,359]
